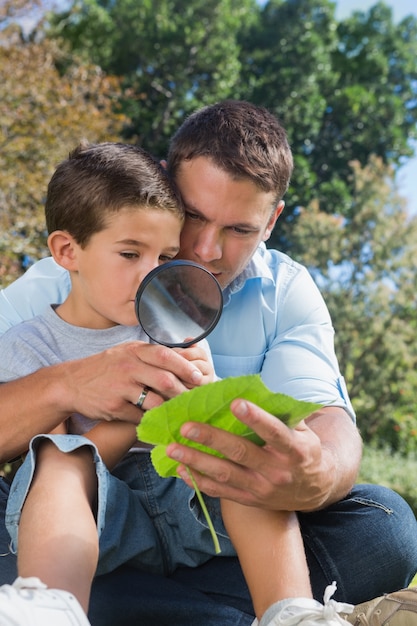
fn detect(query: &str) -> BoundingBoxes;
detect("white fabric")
[0,577,91,625]
[252,582,354,626]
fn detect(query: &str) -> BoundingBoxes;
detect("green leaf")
[137,374,321,554]
[137,374,321,478]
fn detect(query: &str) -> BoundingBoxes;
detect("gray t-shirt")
[0,305,149,437]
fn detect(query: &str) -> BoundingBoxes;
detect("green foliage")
[49,0,258,156]
[138,374,320,477]
[0,16,128,287]
[49,0,417,190]
[289,156,417,453]
[238,0,417,234]
[239,0,340,214]
[359,444,417,517]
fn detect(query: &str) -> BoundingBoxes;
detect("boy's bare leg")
[17,440,98,612]
[221,499,312,620]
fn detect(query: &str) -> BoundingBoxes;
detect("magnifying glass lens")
[135,261,223,348]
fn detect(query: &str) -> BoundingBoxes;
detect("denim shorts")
[5,434,236,576]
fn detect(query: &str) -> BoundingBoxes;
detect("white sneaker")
[253,581,354,626]
[0,577,91,625]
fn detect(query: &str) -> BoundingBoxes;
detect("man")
[0,100,416,626]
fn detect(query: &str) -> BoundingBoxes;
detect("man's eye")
[186,211,202,221]
[231,227,251,235]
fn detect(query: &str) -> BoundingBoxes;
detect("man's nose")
[194,227,222,262]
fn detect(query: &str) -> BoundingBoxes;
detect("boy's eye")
[159,255,175,263]
[120,252,138,259]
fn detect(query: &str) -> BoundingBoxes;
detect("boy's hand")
[174,342,215,386]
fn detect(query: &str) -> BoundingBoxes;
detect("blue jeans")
[1,472,417,626]
[6,436,235,574]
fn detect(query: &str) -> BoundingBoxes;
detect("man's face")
[176,157,284,289]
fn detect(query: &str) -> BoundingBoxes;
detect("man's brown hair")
[167,100,293,204]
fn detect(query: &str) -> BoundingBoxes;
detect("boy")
[0,142,214,623]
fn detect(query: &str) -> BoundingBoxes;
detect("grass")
[359,445,417,589]
[358,444,417,516]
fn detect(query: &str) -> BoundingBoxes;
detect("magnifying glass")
[135,260,223,348]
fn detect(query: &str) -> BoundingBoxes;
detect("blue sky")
[335,0,416,23]
[335,1,417,214]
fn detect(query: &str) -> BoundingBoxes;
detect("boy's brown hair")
[46,141,184,247]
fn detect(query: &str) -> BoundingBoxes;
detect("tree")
[48,0,258,157]
[0,0,41,21]
[46,0,417,218]
[0,14,128,286]
[289,155,417,453]
[238,0,417,237]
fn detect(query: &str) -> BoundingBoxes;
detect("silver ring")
[136,387,149,410]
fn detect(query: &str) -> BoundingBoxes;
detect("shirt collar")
[222,242,274,304]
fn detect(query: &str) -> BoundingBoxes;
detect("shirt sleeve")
[0,258,70,336]
[261,265,355,419]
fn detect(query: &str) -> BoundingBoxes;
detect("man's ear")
[262,201,285,242]
[47,231,79,271]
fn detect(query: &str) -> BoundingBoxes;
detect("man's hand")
[60,341,205,421]
[0,341,204,462]
[166,401,362,512]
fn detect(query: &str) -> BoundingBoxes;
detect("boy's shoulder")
[0,311,50,346]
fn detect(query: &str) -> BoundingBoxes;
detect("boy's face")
[175,157,284,289]
[64,207,181,329]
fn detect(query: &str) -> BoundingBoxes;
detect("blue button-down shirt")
[0,244,354,419]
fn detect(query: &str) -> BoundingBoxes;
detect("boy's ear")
[47,231,79,271]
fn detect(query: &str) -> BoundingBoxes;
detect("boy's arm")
[49,421,68,436]
[83,421,138,470]
[174,339,215,386]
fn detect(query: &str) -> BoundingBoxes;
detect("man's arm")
[166,403,362,513]
[0,365,75,462]
[0,342,204,464]
[170,256,360,512]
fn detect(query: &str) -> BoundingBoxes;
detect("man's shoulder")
[2,257,69,294]
[21,257,68,280]
[0,258,70,335]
